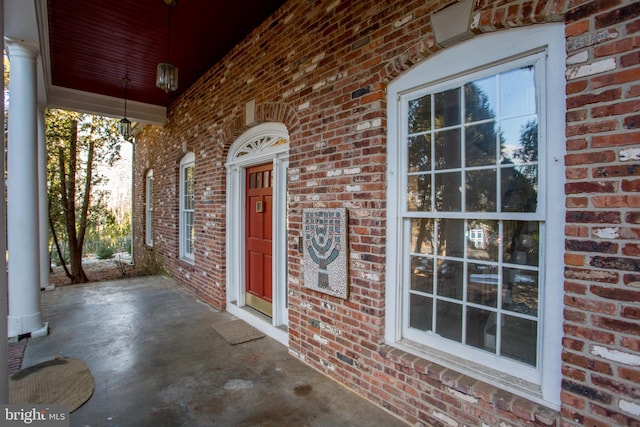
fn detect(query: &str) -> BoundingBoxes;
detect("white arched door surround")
[225,122,289,346]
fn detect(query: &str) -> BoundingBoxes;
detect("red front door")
[245,163,273,317]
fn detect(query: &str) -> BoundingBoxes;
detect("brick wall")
[133,1,640,426]
[562,2,640,426]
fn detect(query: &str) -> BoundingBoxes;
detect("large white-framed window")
[386,24,565,407]
[145,169,154,247]
[179,152,195,263]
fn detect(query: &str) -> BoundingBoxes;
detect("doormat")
[9,357,94,412]
[213,319,265,345]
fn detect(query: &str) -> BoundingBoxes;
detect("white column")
[38,106,50,290]
[6,39,46,337]
[0,0,9,403]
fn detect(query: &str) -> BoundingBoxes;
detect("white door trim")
[225,122,289,346]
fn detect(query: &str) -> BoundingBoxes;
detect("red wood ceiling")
[47,0,286,107]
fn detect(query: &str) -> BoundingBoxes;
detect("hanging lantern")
[156,62,178,93]
[119,77,132,140]
[156,0,178,92]
[118,117,132,140]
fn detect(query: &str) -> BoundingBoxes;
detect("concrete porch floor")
[23,276,409,427]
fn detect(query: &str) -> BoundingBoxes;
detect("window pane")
[503,221,539,266]
[465,122,497,167]
[409,95,431,134]
[410,218,434,254]
[190,225,195,254]
[437,260,463,300]
[435,172,461,211]
[186,180,194,197]
[437,219,464,258]
[435,129,461,170]
[436,300,462,342]
[500,116,538,164]
[466,307,496,352]
[499,66,536,117]
[467,263,498,307]
[435,88,461,128]
[407,175,431,211]
[185,167,195,202]
[411,256,433,294]
[467,220,498,261]
[503,267,538,316]
[185,193,194,210]
[408,135,431,172]
[501,314,537,366]
[465,76,497,122]
[501,166,537,212]
[185,166,194,185]
[466,169,497,212]
[185,211,194,255]
[410,294,433,331]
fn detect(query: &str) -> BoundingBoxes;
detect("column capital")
[5,37,39,59]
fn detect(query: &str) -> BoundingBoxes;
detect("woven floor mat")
[213,319,265,345]
[10,357,94,412]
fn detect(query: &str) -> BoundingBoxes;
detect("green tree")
[46,109,122,283]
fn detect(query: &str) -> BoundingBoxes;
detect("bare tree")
[47,110,121,283]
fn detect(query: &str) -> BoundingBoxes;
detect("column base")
[8,321,48,341]
[31,322,49,338]
[7,311,48,339]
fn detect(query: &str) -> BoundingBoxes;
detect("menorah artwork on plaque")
[303,208,348,299]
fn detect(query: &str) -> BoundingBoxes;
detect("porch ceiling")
[6,0,286,123]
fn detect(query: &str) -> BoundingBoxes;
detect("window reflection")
[410,218,434,254]
[407,175,431,211]
[499,66,536,117]
[467,220,498,261]
[437,259,462,300]
[501,314,537,366]
[436,300,462,342]
[435,129,461,170]
[409,95,431,133]
[466,122,498,167]
[404,62,542,367]
[503,267,538,316]
[466,307,495,351]
[438,219,464,258]
[434,88,461,128]
[465,77,497,122]
[410,294,433,331]
[411,256,433,294]
[435,172,461,211]
[408,135,431,172]
[503,221,539,266]
[501,166,537,212]
[467,263,498,307]
[466,169,497,212]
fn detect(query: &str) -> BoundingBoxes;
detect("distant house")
[132,1,640,426]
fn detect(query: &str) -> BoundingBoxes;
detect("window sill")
[178,257,195,267]
[393,338,558,410]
